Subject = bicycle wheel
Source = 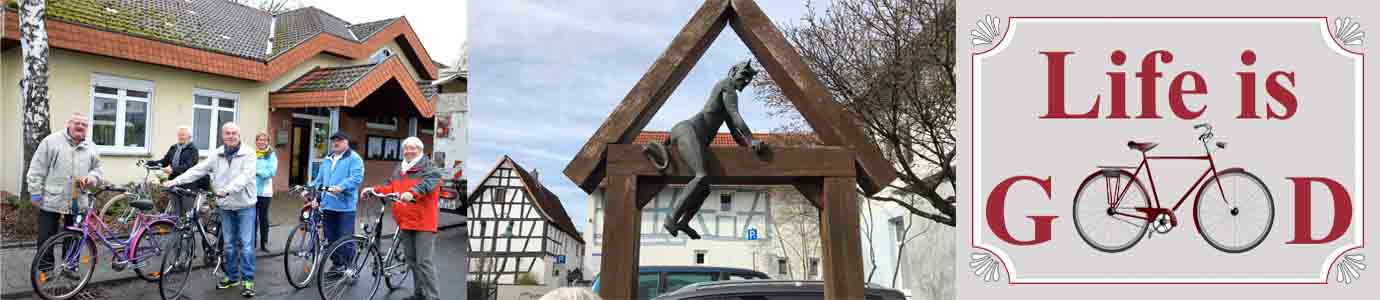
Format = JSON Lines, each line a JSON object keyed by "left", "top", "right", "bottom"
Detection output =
{"left": 1195, "top": 169, "right": 1274, "bottom": 253}
{"left": 133, "top": 220, "right": 178, "bottom": 282}
{"left": 1072, "top": 169, "right": 1151, "bottom": 253}
{"left": 284, "top": 223, "right": 322, "bottom": 289}
{"left": 318, "top": 236, "right": 371, "bottom": 300}
{"left": 99, "top": 193, "right": 139, "bottom": 227}
{"left": 159, "top": 232, "right": 195, "bottom": 300}
{"left": 30, "top": 232, "right": 97, "bottom": 300}
{"left": 383, "top": 237, "right": 410, "bottom": 290}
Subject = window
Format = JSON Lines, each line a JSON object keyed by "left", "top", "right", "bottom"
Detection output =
{"left": 636, "top": 273, "right": 660, "bottom": 299}
{"left": 90, "top": 74, "right": 153, "bottom": 154}
{"left": 890, "top": 216, "right": 906, "bottom": 242}
{"left": 419, "top": 118, "right": 435, "bottom": 135}
{"left": 192, "top": 89, "right": 238, "bottom": 154}
{"left": 776, "top": 257, "right": 788, "bottom": 275}
{"left": 694, "top": 250, "right": 707, "bottom": 265}
{"left": 719, "top": 193, "right": 732, "bottom": 212}
{"left": 664, "top": 273, "right": 714, "bottom": 296}
{"left": 366, "top": 115, "right": 399, "bottom": 130}
{"left": 369, "top": 48, "right": 393, "bottom": 64}
{"left": 808, "top": 257, "right": 820, "bottom": 277}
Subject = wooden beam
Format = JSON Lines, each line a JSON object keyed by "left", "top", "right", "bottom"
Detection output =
{"left": 818, "top": 177, "right": 865, "bottom": 299}
{"left": 564, "top": 0, "right": 733, "bottom": 193}
{"left": 598, "top": 175, "right": 642, "bottom": 299}
{"left": 636, "top": 183, "right": 665, "bottom": 208}
{"left": 606, "top": 144, "right": 855, "bottom": 178}
{"left": 791, "top": 180, "right": 823, "bottom": 210}
{"left": 728, "top": 0, "right": 898, "bottom": 195}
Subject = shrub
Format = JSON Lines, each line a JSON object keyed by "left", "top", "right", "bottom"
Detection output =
{"left": 515, "top": 272, "right": 540, "bottom": 285}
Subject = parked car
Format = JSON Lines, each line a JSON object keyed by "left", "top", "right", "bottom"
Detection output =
{"left": 590, "top": 266, "right": 770, "bottom": 299}
{"left": 652, "top": 280, "right": 908, "bottom": 300}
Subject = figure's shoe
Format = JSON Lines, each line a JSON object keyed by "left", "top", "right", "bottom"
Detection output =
{"left": 663, "top": 221, "right": 679, "bottom": 237}
{"left": 678, "top": 224, "right": 702, "bottom": 240}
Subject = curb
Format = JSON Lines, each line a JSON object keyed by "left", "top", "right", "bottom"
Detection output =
{"left": 0, "top": 221, "right": 464, "bottom": 299}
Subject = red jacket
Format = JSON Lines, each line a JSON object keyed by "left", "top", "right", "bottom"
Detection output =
{"left": 372, "top": 157, "right": 442, "bottom": 232}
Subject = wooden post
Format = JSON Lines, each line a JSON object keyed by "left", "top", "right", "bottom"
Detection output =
{"left": 599, "top": 175, "right": 642, "bottom": 299}
{"left": 818, "top": 177, "right": 864, "bottom": 299}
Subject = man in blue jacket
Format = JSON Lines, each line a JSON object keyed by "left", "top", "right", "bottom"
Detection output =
{"left": 306, "top": 132, "right": 364, "bottom": 274}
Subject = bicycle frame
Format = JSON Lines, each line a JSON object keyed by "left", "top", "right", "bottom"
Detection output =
{"left": 63, "top": 205, "right": 174, "bottom": 268}
{"left": 1102, "top": 149, "right": 1231, "bottom": 225}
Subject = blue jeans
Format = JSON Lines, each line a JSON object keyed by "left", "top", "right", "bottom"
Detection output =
{"left": 220, "top": 208, "right": 256, "bottom": 281}
{"left": 322, "top": 210, "right": 356, "bottom": 268}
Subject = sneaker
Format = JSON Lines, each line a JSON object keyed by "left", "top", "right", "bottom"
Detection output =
{"left": 217, "top": 278, "right": 240, "bottom": 289}
{"left": 241, "top": 281, "right": 255, "bottom": 298}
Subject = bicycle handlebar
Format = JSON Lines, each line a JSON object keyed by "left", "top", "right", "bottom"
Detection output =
{"left": 363, "top": 190, "right": 412, "bottom": 204}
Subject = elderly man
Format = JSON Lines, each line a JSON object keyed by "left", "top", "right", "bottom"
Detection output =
{"left": 163, "top": 123, "right": 260, "bottom": 297}
{"left": 155, "top": 126, "right": 208, "bottom": 217}
{"left": 306, "top": 132, "right": 364, "bottom": 278}
{"left": 27, "top": 112, "right": 104, "bottom": 272}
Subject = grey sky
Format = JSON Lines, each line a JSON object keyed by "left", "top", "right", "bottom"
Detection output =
{"left": 469, "top": 1, "right": 813, "bottom": 232}
{"left": 302, "top": 0, "right": 467, "bottom": 66}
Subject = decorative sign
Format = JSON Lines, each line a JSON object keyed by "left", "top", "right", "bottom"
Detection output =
{"left": 972, "top": 16, "right": 1364, "bottom": 285}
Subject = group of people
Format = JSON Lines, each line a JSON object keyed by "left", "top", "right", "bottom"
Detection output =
{"left": 27, "top": 112, "right": 443, "bottom": 300}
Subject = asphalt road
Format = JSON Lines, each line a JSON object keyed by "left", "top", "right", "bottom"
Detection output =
{"left": 16, "top": 226, "right": 468, "bottom": 300}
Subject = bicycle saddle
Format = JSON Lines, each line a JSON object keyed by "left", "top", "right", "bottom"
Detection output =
{"left": 129, "top": 198, "right": 157, "bottom": 211}
{"left": 1127, "top": 141, "right": 1158, "bottom": 152}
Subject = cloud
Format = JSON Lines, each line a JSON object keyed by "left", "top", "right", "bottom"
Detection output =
{"left": 469, "top": 1, "right": 810, "bottom": 232}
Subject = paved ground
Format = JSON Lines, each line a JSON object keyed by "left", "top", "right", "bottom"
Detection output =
{"left": 0, "top": 194, "right": 467, "bottom": 300}
{"left": 84, "top": 226, "right": 468, "bottom": 300}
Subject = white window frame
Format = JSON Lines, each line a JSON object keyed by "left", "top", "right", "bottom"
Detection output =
{"left": 366, "top": 115, "right": 399, "bottom": 130}
{"left": 192, "top": 88, "right": 240, "bottom": 156}
{"left": 90, "top": 73, "right": 154, "bottom": 155}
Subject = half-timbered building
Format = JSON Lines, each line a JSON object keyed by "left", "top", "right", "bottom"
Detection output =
{"left": 467, "top": 155, "right": 585, "bottom": 286}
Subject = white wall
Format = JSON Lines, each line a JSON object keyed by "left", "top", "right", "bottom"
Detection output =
{"left": 584, "top": 186, "right": 777, "bottom": 277}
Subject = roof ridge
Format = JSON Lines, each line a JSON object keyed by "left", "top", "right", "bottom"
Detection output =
{"left": 350, "top": 17, "right": 399, "bottom": 28}
{"left": 217, "top": 0, "right": 271, "bottom": 16}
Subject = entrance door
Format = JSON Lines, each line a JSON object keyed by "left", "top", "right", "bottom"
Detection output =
{"left": 289, "top": 114, "right": 330, "bottom": 185}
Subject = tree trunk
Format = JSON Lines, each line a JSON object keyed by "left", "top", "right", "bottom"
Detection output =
{"left": 19, "top": 0, "right": 52, "bottom": 202}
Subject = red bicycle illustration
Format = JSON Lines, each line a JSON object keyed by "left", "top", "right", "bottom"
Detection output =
{"left": 1072, "top": 124, "right": 1274, "bottom": 253}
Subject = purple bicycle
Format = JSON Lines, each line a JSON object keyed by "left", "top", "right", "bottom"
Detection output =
{"left": 28, "top": 184, "right": 180, "bottom": 300}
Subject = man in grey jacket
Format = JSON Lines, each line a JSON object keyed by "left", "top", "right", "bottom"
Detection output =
{"left": 163, "top": 122, "right": 260, "bottom": 297}
{"left": 27, "top": 112, "right": 103, "bottom": 272}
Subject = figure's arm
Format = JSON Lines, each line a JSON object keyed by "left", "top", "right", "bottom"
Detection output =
{"left": 170, "top": 157, "right": 212, "bottom": 186}
{"left": 721, "top": 89, "right": 757, "bottom": 147}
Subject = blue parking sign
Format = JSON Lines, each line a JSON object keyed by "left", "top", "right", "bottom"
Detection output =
{"left": 747, "top": 228, "right": 759, "bottom": 241}
{"left": 556, "top": 255, "right": 566, "bottom": 264}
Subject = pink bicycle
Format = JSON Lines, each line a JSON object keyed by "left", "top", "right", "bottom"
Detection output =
{"left": 1072, "top": 124, "right": 1275, "bottom": 253}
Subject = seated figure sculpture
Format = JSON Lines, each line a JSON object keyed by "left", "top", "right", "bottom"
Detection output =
{"left": 643, "top": 61, "right": 769, "bottom": 240}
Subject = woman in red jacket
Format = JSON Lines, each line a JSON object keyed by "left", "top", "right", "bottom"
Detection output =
{"left": 363, "top": 136, "right": 441, "bottom": 300}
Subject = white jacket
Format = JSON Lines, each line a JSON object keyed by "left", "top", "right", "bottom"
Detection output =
{"left": 168, "top": 143, "right": 258, "bottom": 210}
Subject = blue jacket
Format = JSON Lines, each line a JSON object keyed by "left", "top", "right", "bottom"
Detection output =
{"left": 255, "top": 151, "right": 278, "bottom": 197}
{"left": 309, "top": 149, "right": 363, "bottom": 212}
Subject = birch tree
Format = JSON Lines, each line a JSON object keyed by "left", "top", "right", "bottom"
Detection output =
{"left": 19, "top": 0, "right": 51, "bottom": 202}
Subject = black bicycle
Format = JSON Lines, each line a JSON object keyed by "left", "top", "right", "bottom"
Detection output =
{"left": 316, "top": 190, "right": 411, "bottom": 300}
{"left": 158, "top": 187, "right": 225, "bottom": 300}
{"left": 283, "top": 185, "right": 329, "bottom": 289}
